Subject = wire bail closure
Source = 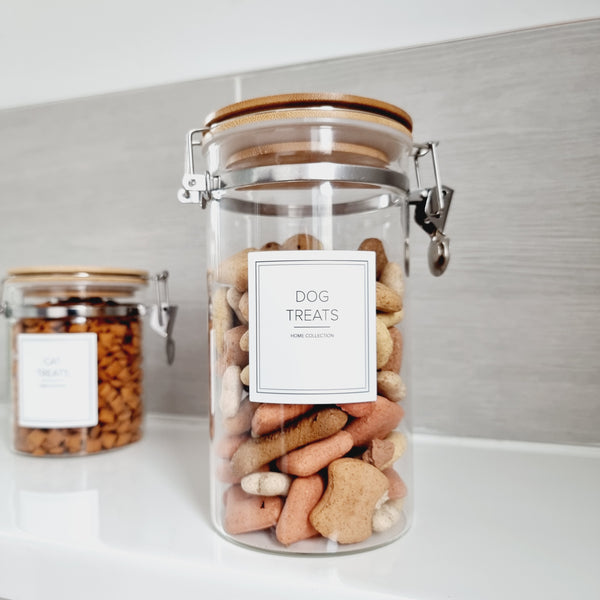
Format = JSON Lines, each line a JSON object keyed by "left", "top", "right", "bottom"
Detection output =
{"left": 149, "top": 271, "right": 177, "bottom": 365}
{"left": 177, "top": 129, "right": 454, "bottom": 276}
{"left": 409, "top": 142, "right": 454, "bottom": 276}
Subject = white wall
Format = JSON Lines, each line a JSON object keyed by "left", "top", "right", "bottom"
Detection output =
{"left": 1, "top": 0, "right": 598, "bottom": 110}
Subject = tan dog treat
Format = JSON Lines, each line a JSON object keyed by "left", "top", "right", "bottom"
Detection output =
{"left": 223, "top": 397, "right": 257, "bottom": 435}
{"left": 344, "top": 396, "right": 404, "bottom": 447}
{"left": 380, "top": 327, "right": 403, "bottom": 373}
{"left": 362, "top": 438, "right": 395, "bottom": 470}
{"left": 379, "top": 431, "right": 407, "bottom": 470}
{"left": 239, "top": 329, "right": 249, "bottom": 352}
{"left": 277, "top": 430, "right": 354, "bottom": 477}
{"left": 358, "top": 238, "right": 388, "bottom": 278}
{"left": 377, "top": 371, "right": 407, "bottom": 403}
{"left": 240, "top": 365, "right": 250, "bottom": 387}
{"left": 230, "top": 408, "right": 348, "bottom": 478}
{"left": 241, "top": 471, "right": 292, "bottom": 496}
{"left": 276, "top": 474, "right": 324, "bottom": 546}
{"left": 338, "top": 401, "right": 376, "bottom": 419}
{"left": 251, "top": 403, "right": 314, "bottom": 437}
{"left": 377, "top": 309, "right": 404, "bottom": 327}
{"left": 375, "top": 282, "right": 402, "bottom": 313}
{"left": 226, "top": 286, "right": 248, "bottom": 325}
{"left": 221, "top": 325, "right": 249, "bottom": 372}
{"left": 380, "top": 261, "right": 404, "bottom": 297}
{"left": 220, "top": 365, "right": 243, "bottom": 418}
{"left": 310, "top": 458, "right": 389, "bottom": 544}
{"left": 372, "top": 498, "right": 404, "bottom": 533}
{"left": 238, "top": 292, "right": 249, "bottom": 322}
{"left": 383, "top": 467, "right": 408, "bottom": 500}
{"left": 217, "top": 248, "right": 255, "bottom": 292}
{"left": 223, "top": 484, "right": 283, "bottom": 535}
{"left": 212, "top": 286, "right": 233, "bottom": 355}
{"left": 376, "top": 318, "right": 393, "bottom": 369}
{"left": 216, "top": 433, "right": 250, "bottom": 459}
{"left": 282, "top": 233, "right": 323, "bottom": 250}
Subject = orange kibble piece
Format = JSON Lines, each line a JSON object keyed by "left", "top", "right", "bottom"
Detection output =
{"left": 101, "top": 432, "right": 118, "bottom": 449}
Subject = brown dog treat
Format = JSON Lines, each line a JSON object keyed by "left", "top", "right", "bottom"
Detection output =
{"left": 230, "top": 408, "right": 348, "bottom": 478}
{"left": 217, "top": 460, "right": 269, "bottom": 484}
{"left": 223, "top": 484, "right": 283, "bottom": 535}
{"left": 276, "top": 474, "right": 324, "bottom": 546}
{"left": 217, "top": 248, "right": 255, "bottom": 292}
{"left": 376, "top": 317, "right": 393, "bottom": 369}
{"left": 251, "top": 403, "right": 314, "bottom": 437}
{"left": 277, "top": 431, "right": 354, "bottom": 477}
{"left": 282, "top": 233, "right": 323, "bottom": 250}
{"left": 375, "top": 282, "right": 402, "bottom": 313}
{"left": 380, "top": 327, "right": 403, "bottom": 373}
{"left": 380, "top": 261, "right": 404, "bottom": 297}
{"left": 383, "top": 467, "right": 408, "bottom": 500}
{"left": 309, "top": 458, "right": 389, "bottom": 544}
{"left": 260, "top": 241, "right": 281, "bottom": 251}
{"left": 215, "top": 433, "right": 250, "bottom": 459}
{"left": 358, "top": 238, "right": 388, "bottom": 278}
{"left": 344, "top": 395, "right": 404, "bottom": 447}
{"left": 223, "top": 397, "right": 257, "bottom": 435}
{"left": 338, "top": 401, "right": 376, "bottom": 419}
{"left": 221, "top": 325, "right": 249, "bottom": 372}
{"left": 362, "top": 438, "right": 395, "bottom": 470}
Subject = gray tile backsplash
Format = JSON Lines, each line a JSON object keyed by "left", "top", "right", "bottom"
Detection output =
{"left": 1, "top": 20, "right": 598, "bottom": 444}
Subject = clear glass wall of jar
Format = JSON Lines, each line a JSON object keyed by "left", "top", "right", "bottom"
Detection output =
{"left": 185, "top": 95, "right": 420, "bottom": 554}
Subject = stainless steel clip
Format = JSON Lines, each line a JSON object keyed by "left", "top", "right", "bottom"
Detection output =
{"left": 409, "top": 142, "right": 454, "bottom": 276}
{"left": 149, "top": 271, "right": 177, "bottom": 365}
{"left": 177, "top": 128, "right": 221, "bottom": 208}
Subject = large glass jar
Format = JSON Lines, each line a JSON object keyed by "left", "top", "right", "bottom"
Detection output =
{"left": 1, "top": 266, "right": 176, "bottom": 457}
{"left": 178, "top": 93, "right": 453, "bottom": 554}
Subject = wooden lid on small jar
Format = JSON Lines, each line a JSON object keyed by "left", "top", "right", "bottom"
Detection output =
{"left": 6, "top": 266, "right": 149, "bottom": 297}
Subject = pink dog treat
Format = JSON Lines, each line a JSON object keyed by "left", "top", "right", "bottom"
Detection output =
{"left": 223, "top": 484, "right": 283, "bottom": 535}
{"left": 223, "top": 397, "right": 257, "bottom": 436}
{"left": 276, "top": 431, "right": 354, "bottom": 477}
{"left": 383, "top": 467, "right": 408, "bottom": 500}
{"left": 251, "top": 403, "right": 314, "bottom": 437}
{"left": 344, "top": 396, "right": 404, "bottom": 447}
{"left": 338, "top": 401, "right": 376, "bottom": 419}
{"left": 276, "top": 474, "right": 324, "bottom": 546}
{"left": 362, "top": 438, "right": 395, "bottom": 470}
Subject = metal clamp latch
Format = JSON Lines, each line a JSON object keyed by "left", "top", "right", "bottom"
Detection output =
{"left": 149, "top": 271, "right": 177, "bottom": 365}
{"left": 409, "top": 142, "right": 454, "bottom": 276}
{"left": 177, "top": 129, "right": 220, "bottom": 208}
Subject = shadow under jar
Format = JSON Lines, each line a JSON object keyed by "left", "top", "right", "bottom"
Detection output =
{"left": 1, "top": 266, "right": 175, "bottom": 457}
{"left": 178, "top": 93, "right": 454, "bottom": 554}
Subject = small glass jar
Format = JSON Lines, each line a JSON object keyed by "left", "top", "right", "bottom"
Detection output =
{"left": 1, "top": 266, "right": 176, "bottom": 457}
{"left": 178, "top": 94, "right": 453, "bottom": 554}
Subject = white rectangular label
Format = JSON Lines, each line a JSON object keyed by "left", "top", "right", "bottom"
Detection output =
{"left": 248, "top": 250, "right": 376, "bottom": 404}
{"left": 18, "top": 333, "right": 98, "bottom": 428}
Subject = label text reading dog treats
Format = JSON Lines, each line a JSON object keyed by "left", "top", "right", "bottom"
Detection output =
{"left": 17, "top": 333, "right": 99, "bottom": 428}
{"left": 249, "top": 251, "right": 376, "bottom": 404}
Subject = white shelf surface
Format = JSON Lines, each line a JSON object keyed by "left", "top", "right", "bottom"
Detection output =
{"left": 0, "top": 407, "right": 598, "bottom": 600}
